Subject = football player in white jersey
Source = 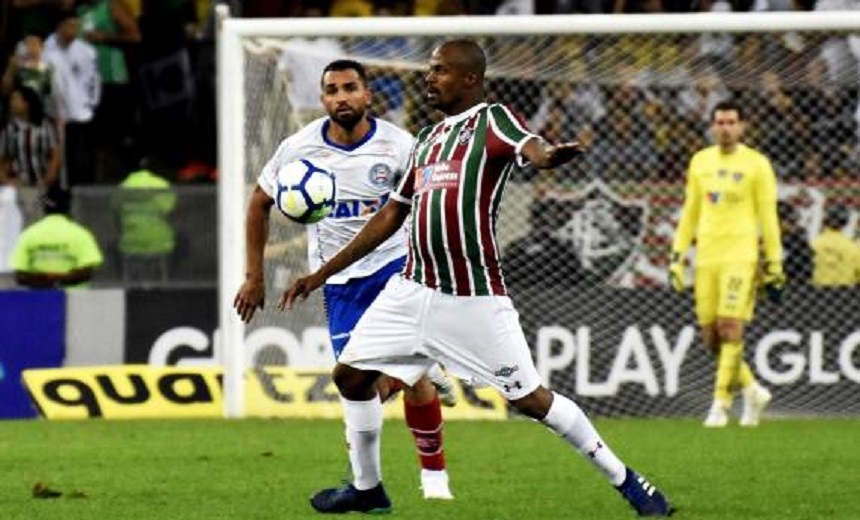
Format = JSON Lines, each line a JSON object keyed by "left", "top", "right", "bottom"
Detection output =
{"left": 234, "top": 59, "right": 455, "bottom": 502}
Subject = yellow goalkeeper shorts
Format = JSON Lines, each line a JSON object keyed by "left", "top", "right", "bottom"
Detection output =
{"left": 694, "top": 263, "right": 757, "bottom": 325}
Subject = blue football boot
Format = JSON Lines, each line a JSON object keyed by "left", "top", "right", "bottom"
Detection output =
{"left": 310, "top": 482, "right": 392, "bottom": 514}
{"left": 616, "top": 468, "right": 674, "bottom": 517}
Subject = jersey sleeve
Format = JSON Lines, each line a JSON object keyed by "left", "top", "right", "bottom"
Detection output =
{"left": 258, "top": 138, "right": 298, "bottom": 199}
{"left": 754, "top": 154, "right": 782, "bottom": 265}
{"left": 672, "top": 155, "right": 702, "bottom": 255}
{"left": 392, "top": 130, "right": 425, "bottom": 205}
{"left": 488, "top": 104, "right": 540, "bottom": 167}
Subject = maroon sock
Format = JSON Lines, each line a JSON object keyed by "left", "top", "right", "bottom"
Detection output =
{"left": 403, "top": 395, "right": 446, "bottom": 471}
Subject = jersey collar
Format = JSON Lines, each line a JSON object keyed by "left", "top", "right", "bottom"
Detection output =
{"left": 443, "top": 102, "right": 488, "bottom": 126}
{"left": 321, "top": 117, "right": 377, "bottom": 152}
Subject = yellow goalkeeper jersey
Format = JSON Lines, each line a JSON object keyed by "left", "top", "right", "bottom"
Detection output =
{"left": 672, "top": 144, "right": 782, "bottom": 267}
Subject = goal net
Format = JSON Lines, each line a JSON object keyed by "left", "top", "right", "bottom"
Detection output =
{"left": 218, "top": 12, "right": 860, "bottom": 419}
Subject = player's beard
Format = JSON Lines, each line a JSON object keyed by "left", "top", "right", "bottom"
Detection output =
{"left": 331, "top": 106, "right": 365, "bottom": 130}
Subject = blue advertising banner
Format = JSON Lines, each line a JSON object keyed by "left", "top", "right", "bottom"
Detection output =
{"left": 0, "top": 290, "right": 65, "bottom": 418}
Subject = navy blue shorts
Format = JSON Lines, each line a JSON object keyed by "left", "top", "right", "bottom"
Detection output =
{"left": 323, "top": 256, "right": 406, "bottom": 359}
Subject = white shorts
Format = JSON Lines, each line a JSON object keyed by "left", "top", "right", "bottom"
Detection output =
{"left": 338, "top": 276, "right": 543, "bottom": 401}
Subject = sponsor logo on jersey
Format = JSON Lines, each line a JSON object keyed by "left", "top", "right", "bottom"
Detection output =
{"left": 414, "top": 161, "right": 463, "bottom": 193}
{"left": 368, "top": 163, "right": 393, "bottom": 187}
{"left": 331, "top": 195, "right": 389, "bottom": 219}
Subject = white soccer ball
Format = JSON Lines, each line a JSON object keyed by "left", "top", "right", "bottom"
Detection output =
{"left": 275, "top": 158, "right": 337, "bottom": 224}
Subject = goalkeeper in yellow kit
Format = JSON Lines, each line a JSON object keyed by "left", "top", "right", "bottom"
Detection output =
{"left": 670, "top": 100, "right": 784, "bottom": 428}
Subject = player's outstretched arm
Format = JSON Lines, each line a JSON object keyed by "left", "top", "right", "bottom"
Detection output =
{"left": 521, "top": 137, "right": 586, "bottom": 170}
{"left": 234, "top": 186, "right": 273, "bottom": 323}
{"left": 278, "top": 199, "right": 410, "bottom": 311}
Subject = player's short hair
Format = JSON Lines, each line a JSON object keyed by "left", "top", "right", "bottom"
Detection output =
{"left": 711, "top": 99, "right": 744, "bottom": 121}
{"left": 321, "top": 59, "right": 368, "bottom": 88}
{"left": 824, "top": 204, "right": 849, "bottom": 229}
{"left": 440, "top": 39, "right": 486, "bottom": 77}
{"left": 13, "top": 85, "right": 46, "bottom": 125}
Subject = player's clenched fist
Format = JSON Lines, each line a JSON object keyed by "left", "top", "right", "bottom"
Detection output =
{"left": 668, "top": 252, "right": 686, "bottom": 292}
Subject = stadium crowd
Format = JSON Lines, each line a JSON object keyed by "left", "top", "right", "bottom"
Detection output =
{"left": 0, "top": 0, "right": 858, "bottom": 288}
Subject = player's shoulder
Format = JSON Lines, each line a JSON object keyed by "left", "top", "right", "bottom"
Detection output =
{"left": 688, "top": 145, "right": 719, "bottom": 170}
{"left": 372, "top": 117, "right": 413, "bottom": 142}
{"left": 737, "top": 144, "right": 769, "bottom": 161}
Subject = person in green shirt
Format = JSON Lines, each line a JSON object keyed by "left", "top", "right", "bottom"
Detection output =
{"left": 9, "top": 185, "right": 103, "bottom": 288}
{"left": 112, "top": 164, "right": 177, "bottom": 257}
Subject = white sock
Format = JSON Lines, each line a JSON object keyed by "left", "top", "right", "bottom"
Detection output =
{"left": 343, "top": 396, "right": 383, "bottom": 490}
{"left": 541, "top": 392, "right": 626, "bottom": 486}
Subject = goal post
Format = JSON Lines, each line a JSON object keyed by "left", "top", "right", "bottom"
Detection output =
{"left": 217, "top": 11, "right": 860, "bottom": 418}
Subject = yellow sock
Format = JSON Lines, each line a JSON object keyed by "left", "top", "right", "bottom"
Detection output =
{"left": 714, "top": 341, "right": 743, "bottom": 405}
{"left": 738, "top": 360, "right": 756, "bottom": 389}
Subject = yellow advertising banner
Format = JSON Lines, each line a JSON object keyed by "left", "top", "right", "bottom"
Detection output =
{"left": 23, "top": 366, "right": 508, "bottom": 421}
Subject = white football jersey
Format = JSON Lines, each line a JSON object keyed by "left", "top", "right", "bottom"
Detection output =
{"left": 259, "top": 117, "right": 413, "bottom": 284}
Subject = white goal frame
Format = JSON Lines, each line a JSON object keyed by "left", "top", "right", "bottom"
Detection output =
{"left": 217, "top": 9, "right": 860, "bottom": 418}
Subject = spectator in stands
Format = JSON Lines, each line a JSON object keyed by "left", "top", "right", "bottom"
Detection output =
{"left": 588, "top": 107, "right": 658, "bottom": 180}
{"left": 676, "top": 62, "right": 729, "bottom": 125}
{"left": 78, "top": 0, "right": 142, "bottom": 183}
{"left": 746, "top": 70, "right": 808, "bottom": 179}
{"left": 778, "top": 201, "right": 812, "bottom": 285}
{"left": 137, "top": 0, "right": 198, "bottom": 170}
{"left": 0, "top": 85, "right": 60, "bottom": 189}
{"left": 43, "top": 10, "right": 101, "bottom": 187}
{"left": 8, "top": 184, "right": 103, "bottom": 289}
{"left": 111, "top": 157, "right": 177, "bottom": 282}
{"left": 530, "top": 78, "right": 605, "bottom": 145}
{"left": 657, "top": 112, "right": 704, "bottom": 180}
{"left": 6, "top": 0, "right": 74, "bottom": 58}
{"left": 811, "top": 203, "right": 860, "bottom": 287}
{"left": 1, "top": 32, "right": 54, "bottom": 109}
{"left": 795, "top": 56, "right": 855, "bottom": 179}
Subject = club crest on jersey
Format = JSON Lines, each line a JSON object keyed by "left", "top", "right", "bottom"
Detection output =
{"left": 707, "top": 191, "right": 722, "bottom": 204}
{"left": 551, "top": 181, "right": 648, "bottom": 286}
{"left": 368, "top": 163, "right": 393, "bottom": 187}
{"left": 458, "top": 127, "right": 474, "bottom": 146}
{"left": 732, "top": 172, "right": 744, "bottom": 182}
{"left": 717, "top": 169, "right": 727, "bottom": 178}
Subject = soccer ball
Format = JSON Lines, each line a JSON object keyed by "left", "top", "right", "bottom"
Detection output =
{"left": 275, "top": 158, "right": 337, "bottom": 224}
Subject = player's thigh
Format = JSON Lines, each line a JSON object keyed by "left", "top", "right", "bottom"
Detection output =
{"left": 694, "top": 265, "right": 720, "bottom": 325}
{"left": 338, "top": 276, "right": 433, "bottom": 386}
{"left": 716, "top": 263, "right": 757, "bottom": 321}
{"left": 424, "top": 293, "right": 542, "bottom": 401}
{"left": 323, "top": 258, "right": 405, "bottom": 359}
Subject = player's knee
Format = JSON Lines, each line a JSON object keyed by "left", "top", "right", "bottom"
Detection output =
{"left": 715, "top": 319, "right": 743, "bottom": 342}
{"left": 509, "top": 386, "right": 553, "bottom": 420}
{"left": 403, "top": 376, "right": 435, "bottom": 405}
{"left": 332, "top": 363, "right": 379, "bottom": 400}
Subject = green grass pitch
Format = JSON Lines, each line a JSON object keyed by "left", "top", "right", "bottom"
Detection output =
{"left": 1, "top": 417, "right": 857, "bottom": 520}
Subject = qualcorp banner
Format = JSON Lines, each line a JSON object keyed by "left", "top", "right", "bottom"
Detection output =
{"left": 516, "top": 285, "right": 860, "bottom": 417}
{"left": 23, "top": 365, "right": 507, "bottom": 420}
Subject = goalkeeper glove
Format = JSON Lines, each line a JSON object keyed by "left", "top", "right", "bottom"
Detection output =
{"left": 762, "top": 261, "right": 786, "bottom": 304}
{"left": 668, "top": 252, "right": 686, "bottom": 292}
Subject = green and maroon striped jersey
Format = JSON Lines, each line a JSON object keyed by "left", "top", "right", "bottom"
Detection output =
{"left": 392, "top": 102, "right": 538, "bottom": 296}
